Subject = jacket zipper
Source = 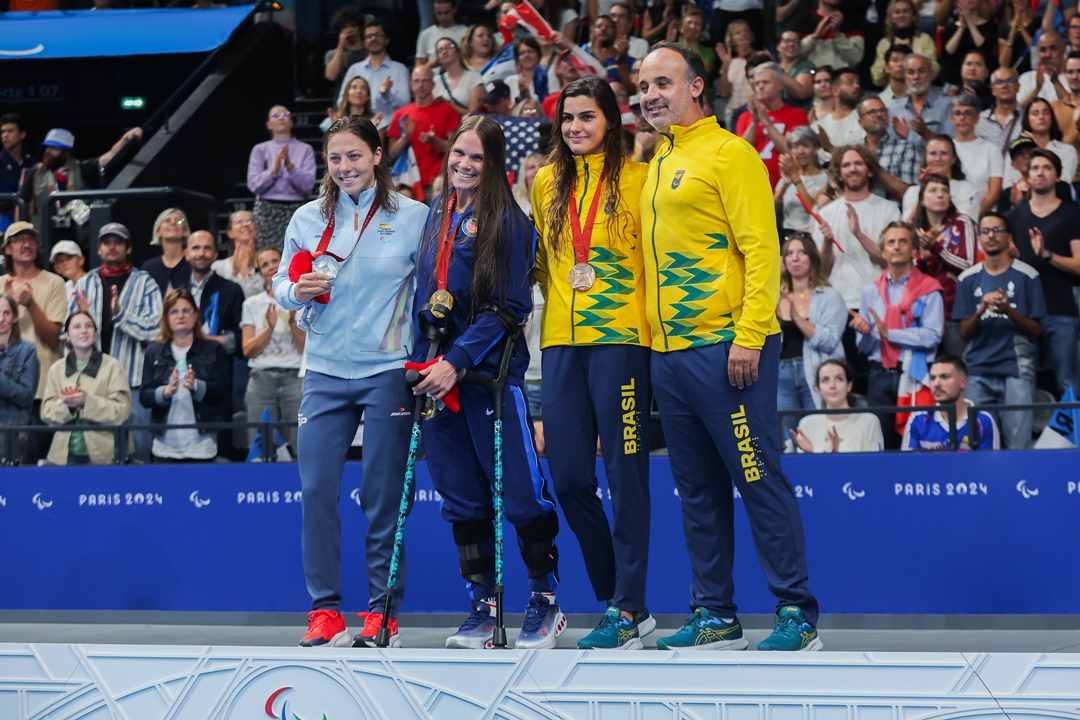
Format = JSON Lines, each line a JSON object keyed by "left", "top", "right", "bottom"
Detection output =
{"left": 650, "top": 140, "right": 675, "bottom": 351}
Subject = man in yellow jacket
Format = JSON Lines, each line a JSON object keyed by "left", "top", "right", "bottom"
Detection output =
{"left": 638, "top": 42, "right": 822, "bottom": 652}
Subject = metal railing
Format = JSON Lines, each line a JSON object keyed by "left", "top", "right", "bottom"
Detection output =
{"left": 3, "top": 400, "right": 1079, "bottom": 467}
{"left": 778, "top": 401, "right": 1080, "bottom": 452}
{"left": 0, "top": 192, "right": 28, "bottom": 219}
{"left": 0, "top": 419, "right": 296, "bottom": 467}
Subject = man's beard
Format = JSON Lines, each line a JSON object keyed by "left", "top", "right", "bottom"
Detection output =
{"left": 43, "top": 152, "right": 68, "bottom": 171}
{"left": 843, "top": 177, "right": 869, "bottom": 192}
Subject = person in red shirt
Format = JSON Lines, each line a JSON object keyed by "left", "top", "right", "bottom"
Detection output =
{"left": 388, "top": 66, "right": 461, "bottom": 200}
{"left": 542, "top": 50, "right": 586, "bottom": 118}
{"left": 735, "top": 62, "right": 809, "bottom": 187}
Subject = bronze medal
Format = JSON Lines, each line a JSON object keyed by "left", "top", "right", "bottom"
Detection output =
{"left": 569, "top": 263, "right": 596, "bottom": 291}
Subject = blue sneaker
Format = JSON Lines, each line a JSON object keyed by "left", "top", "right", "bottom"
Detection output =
{"left": 446, "top": 599, "right": 497, "bottom": 649}
{"left": 515, "top": 593, "right": 567, "bottom": 649}
{"left": 757, "top": 606, "right": 823, "bottom": 651}
{"left": 655, "top": 608, "right": 749, "bottom": 651}
{"left": 578, "top": 606, "right": 650, "bottom": 650}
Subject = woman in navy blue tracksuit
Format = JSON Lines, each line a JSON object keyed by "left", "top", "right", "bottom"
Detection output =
{"left": 411, "top": 115, "right": 563, "bottom": 650}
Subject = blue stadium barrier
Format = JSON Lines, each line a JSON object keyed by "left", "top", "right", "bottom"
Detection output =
{"left": 1, "top": 451, "right": 1076, "bottom": 614}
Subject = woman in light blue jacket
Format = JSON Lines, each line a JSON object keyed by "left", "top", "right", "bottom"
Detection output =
{"left": 776, "top": 232, "right": 847, "bottom": 434}
{"left": 272, "top": 116, "right": 429, "bottom": 651}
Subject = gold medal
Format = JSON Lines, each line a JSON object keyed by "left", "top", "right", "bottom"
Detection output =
{"left": 569, "top": 263, "right": 596, "bottom": 291}
{"left": 430, "top": 289, "right": 454, "bottom": 318}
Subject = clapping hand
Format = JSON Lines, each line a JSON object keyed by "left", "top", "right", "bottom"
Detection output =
{"left": 868, "top": 307, "right": 889, "bottom": 341}
{"left": 265, "top": 302, "right": 278, "bottom": 329}
{"left": 714, "top": 41, "right": 732, "bottom": 66}
{"left": 892, "top": 115, "right": 910, "bottom": 139}
{"left": 825, "top": 425, "right": 840, "bottom": 452}
{"left": 789, "top": 427, "right": 815, "bottom": 452}
{"left": 8, "top": 279, "right": 32, "bottom": 308}
{"left": 844, "top": 201, "right": 862, "bottom": 236}
{"left": 60, "top": 386, "right": 87, "bottom": 409}
{"left": 1029, "top": 227, "right": 1046, "bottom": 258}
{"left": 915, "top": 227, "right": 938, "bottom": 250}
{"left": 910, "top": 111, "right": 928, "bottom": 138}
{"left": 848, "top": 308, "right": 872, "bottom": 335}
{"left": 812, "top": 14, "right": 833, "bottom": 39}
{"left": 182, "top": 367, "right": 197, "bottom": 391}
{"left": 163, "top": 369, "right": 180, "bottom": 400}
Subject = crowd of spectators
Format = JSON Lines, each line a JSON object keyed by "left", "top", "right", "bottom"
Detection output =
{"left": 4, "top": 0, "right": 1080, "bottom": 464}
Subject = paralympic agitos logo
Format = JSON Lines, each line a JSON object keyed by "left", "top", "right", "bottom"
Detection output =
{"left": 265, "top": 687, "right": 328, "bottom": 720}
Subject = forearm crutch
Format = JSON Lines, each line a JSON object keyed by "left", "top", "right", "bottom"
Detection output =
{"left": 457, "top": 307, "right": 521, "bottom": 649}
{"left": 371, "top": 310, "right": 449, "bottom": 649}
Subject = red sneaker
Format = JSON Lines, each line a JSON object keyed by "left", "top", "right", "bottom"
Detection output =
{"left": 352, "top": 611, "right": 401, "bottom": 648}
{"left": 299, "top": 609, "right": 350, "bottom": 647}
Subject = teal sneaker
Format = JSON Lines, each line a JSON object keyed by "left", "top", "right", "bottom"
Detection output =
{"left": 757, "top": 606, "right": 823, "bottom": 651}
{"left": 655, "top": 608, "right": 749, "bottom": 651}
{"left": 632, "top": 608, "right": 656, "bottom": 637}
{"left": 578, "top": 606, "right": 647, "bottom": 650}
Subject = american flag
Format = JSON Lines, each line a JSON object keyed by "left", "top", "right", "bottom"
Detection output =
{"left": 491, "top": 115, "right": 543, "bottom": 175}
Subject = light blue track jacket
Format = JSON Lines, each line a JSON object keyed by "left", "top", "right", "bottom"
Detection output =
{"left": 273, "top": 187, "right": 429, "bottom": 380}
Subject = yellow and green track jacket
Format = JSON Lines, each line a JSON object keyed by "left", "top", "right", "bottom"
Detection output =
{"left": 532, "top": 153, "right": 651, "bottom": 349}
{"left": 640, "top": 116, "right": 781, "bottom": 352}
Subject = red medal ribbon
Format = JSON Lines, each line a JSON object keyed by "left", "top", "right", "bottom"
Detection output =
{"left": 288, "top": 197, "right": 381, "bottom": 305}
{"left": 314, "top": 198, "right": 380, "bottom": 262}
{"left": 569, "top": 170, "right": 607, "bottom": 265}
{"left": 434, "top": 190, "right": 465, "bottom": 291}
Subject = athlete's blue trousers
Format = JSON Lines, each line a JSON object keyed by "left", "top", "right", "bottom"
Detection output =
{"left": 424, "top": 382, "right": 559, "bottom": 600}
{"left": 297, "top": 369, "right": 413, "bottom": 617}
{"left": 651, "top": 335, "right": 819, "bottom": 624}
{"left": 541, "top": 344, "right": 651, "bottom": 611}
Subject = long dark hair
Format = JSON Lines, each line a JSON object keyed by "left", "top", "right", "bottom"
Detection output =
{"left": 780, "top": 232, "right": 829, "bottom": 291}
{"left": 428, "top": 116, "right": 527, "bottom": 310}
{"left": 1023, "top": 97, "right": 1064, "bottom": 142}
{"left": 63, "top": 310, "right": 98, "bottom": 356}
{"left": 0, "top": 293, "right": 21, "bottom": 345}
{"left": 334, "top": 76, "right": 374, "bottom": 121}
{"left": 544, "top": 77, "right": 629, "bottom": 258}
{"left": 913, "top": 173, "right": 957, "bottom": 231}
{"left": 815, "top": 358, "right": 857, "bottom": 409}
{"left": 925, "top": 134, "right": 966, "bottom": 181}
{"left": 319, "top": 116, "right": 398, "bottom": 219}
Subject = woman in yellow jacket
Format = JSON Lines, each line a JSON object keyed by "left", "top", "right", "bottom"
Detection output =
{"left": 530, "top": 77, "right": 653, "bottom": 651}
{"left": 42, "top": 311, "right": 131, "bottom": 465}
